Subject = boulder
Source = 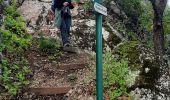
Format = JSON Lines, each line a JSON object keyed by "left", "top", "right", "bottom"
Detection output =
{"left": 71, "top": 19, "right": 115, "bottom": 51}
{"left": 18, "top": 0, "right": 53, "bottom": 34}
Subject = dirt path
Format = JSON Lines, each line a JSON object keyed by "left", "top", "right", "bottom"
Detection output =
{"left": 28, "top": 51, "right": 89, "bottom": 87}
{"left": 16, "top": 50, "right": 93, "bottom": 100}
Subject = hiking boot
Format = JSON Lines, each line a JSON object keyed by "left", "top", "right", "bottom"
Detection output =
{"left": 63, "top": 43, "right": 80, "bottom": 53}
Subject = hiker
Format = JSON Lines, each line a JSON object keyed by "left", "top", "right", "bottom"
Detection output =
{"left": 51, "top": 0, "right": 75, "bottom": 50}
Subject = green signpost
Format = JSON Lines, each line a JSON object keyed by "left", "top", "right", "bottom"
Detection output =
{"left": 94, "top": 0, "right": 107, "bottom": 100}
{"left": 96, "top": 12, "right": 103, "bottom": 100}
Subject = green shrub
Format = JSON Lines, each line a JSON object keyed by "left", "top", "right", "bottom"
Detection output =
{"left": 4, "top": 5, "right": 20, "bottom": 18}
{"left": 39, "top": 37, "right": 61, "bottom": 55}
{"left": 4, "top": 15, "right": 26, "bottom": 34}
{"left": 103, "top": 51, "right": 129, "bottom": 99}
{"left": 83, "top": 1, "right": 93, "bottom": 12}
{"left": 0, "top": 59, "right": 31, "bottom": 96}
{"left": 0, "top": 1, "right": 31, "bottom": 53}
{"left": 0, "top": 0, "right": 32, "bottom": 96}
{"left": 0, "top": 29, "right": 31, "bottom": 53}
{"left": 114, "top": 41, "right": 140, "bottom": 70}
{"left": 120, "top": 0, "right": 142, "bottom": 17}
{"left": 0, "top": 0, "right": 3, "bottom": 4}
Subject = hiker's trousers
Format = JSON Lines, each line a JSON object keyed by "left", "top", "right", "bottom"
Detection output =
{"left": 60, "top": 16, "right": 72, "bottom": 46}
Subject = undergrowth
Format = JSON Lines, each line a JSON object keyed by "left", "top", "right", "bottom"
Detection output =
{"left": 0, "top": 0, "right": 32, "bottom": 96}
{"left": 31, "top": 36, "right": 62, "bottom": 61}
{"left": 103, "top": 51, "right": 129, "bottom": 99}
{"left": 39, "top": 36, "right": 61, "bottom": 55}
{"left": 103, "top": 41, "right": 139, "bottom": 99}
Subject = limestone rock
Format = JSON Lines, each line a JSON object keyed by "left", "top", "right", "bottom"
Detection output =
{"left": 71, "top": 19, "right": 113, "bottom": 51}
{"left": 18, "top": 0, "right": 53, "bottom": 34}
{"left": 18, "top": 0, "right": 122, "bottom": 51}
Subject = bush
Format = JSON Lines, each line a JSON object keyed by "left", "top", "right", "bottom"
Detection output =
{"left": 0, "top": 0, "right": 32, "bottom": 96}
{"left": 103, "top": 51, "right": 129, "bottom": 99}
{"left": 114, "top": 41, "right": 140, "bottom": 70}
{"left": 0, "top": 59, "right": 31, "bottom": 95}
{"left": 0, "top": 1, "right": 31, "bottom": 53}
{"left": 39, "top": 37, "right": 61, "bottom": 55}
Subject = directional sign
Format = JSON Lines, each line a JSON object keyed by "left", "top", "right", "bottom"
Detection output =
{"left": 94, "top": 2, "right": 107, "bottom": 16}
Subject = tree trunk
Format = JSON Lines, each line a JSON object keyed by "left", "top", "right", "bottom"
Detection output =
{"left": 149, "top": 0, "right": 167, "bottom": 56}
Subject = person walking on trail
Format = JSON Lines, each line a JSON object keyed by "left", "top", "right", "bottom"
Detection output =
{"left": 51, "top": 0, "right": 76, "bottom": 52}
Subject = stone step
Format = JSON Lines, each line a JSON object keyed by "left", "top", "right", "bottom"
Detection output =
{"left": 28, "top": 87, "right": 72, "bottom": 95}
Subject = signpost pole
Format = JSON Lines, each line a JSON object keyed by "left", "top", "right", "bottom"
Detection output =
{"left": 95, "top": 0, "right": 103, "bottom": 99}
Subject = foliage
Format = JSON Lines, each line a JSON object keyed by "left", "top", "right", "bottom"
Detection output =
{"left": 120, "top": 0, "right": 142, "bottom": 18}
{"left": 0, "top": 59, "right": 31, "bottom": 95}
{"left": 4, "top": 5, "right": 20, "bottom": 18}
{"left": 163, "top": 7, "right": 170, "bottom": 35}
{"left": 103, "top": 51, "right": 129, "bottom": 99}
{"left": 0, "top": 0, "right": 3, "bottom": 4}
{"left": 0, "top": 0, "right": 32, "bottom": 96}
{"left": 30, "top": 36, "right": 62, "bottom": 62}
{"left": 114, "top": 41, "right": 139, "bottom": 58}
{"left": 138, "top": 0, "right": 153, "bottom": 32}
{"left": 103, "top": 41, "right": 141, "bottom": 99}
{"left": 83, "top": 0, "right": 93, "bottom": 13}
{"left": 0, "top": 29, "right": 31, "bottom": 53}
{"left": 163, "top": 7, "right": 170, "bottom": 47}
{"left": 119, "top": 0, "right": 143, "bottom": 31}
{"left": 138, "top": 0, "right": 170, "bottom": 47}
{"left": 39, "top": 37, "right": 61, "bottom": 55}
{"left": 114, "top": 41, "right": 141, "bottom": 70}
{"left": 0, "top": 2, "right": 31, "bottom": 53}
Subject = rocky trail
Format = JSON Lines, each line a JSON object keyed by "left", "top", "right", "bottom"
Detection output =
{"left": 0, "top": 0, "right": 129, "bottom": 99}
{"left": 10, "top": 0, "right": 98, "bottom": 99}
{"left": 16, "top": 50, "right": 95, "bottom": 100}
{"left": 1, "top": 0, "right": 170, "bottom": 99}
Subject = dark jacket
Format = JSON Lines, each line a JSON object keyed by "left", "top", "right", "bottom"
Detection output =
{"left": 51, "top": 0, "right": 74, "bottom": 13}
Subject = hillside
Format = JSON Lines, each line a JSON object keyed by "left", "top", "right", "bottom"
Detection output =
{"left": 1, "top": 0, "right": 170, "bottom": 100}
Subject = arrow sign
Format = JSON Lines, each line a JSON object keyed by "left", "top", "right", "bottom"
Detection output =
{"left": 94, "top": 2, "right": 107, "bottom": 16}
